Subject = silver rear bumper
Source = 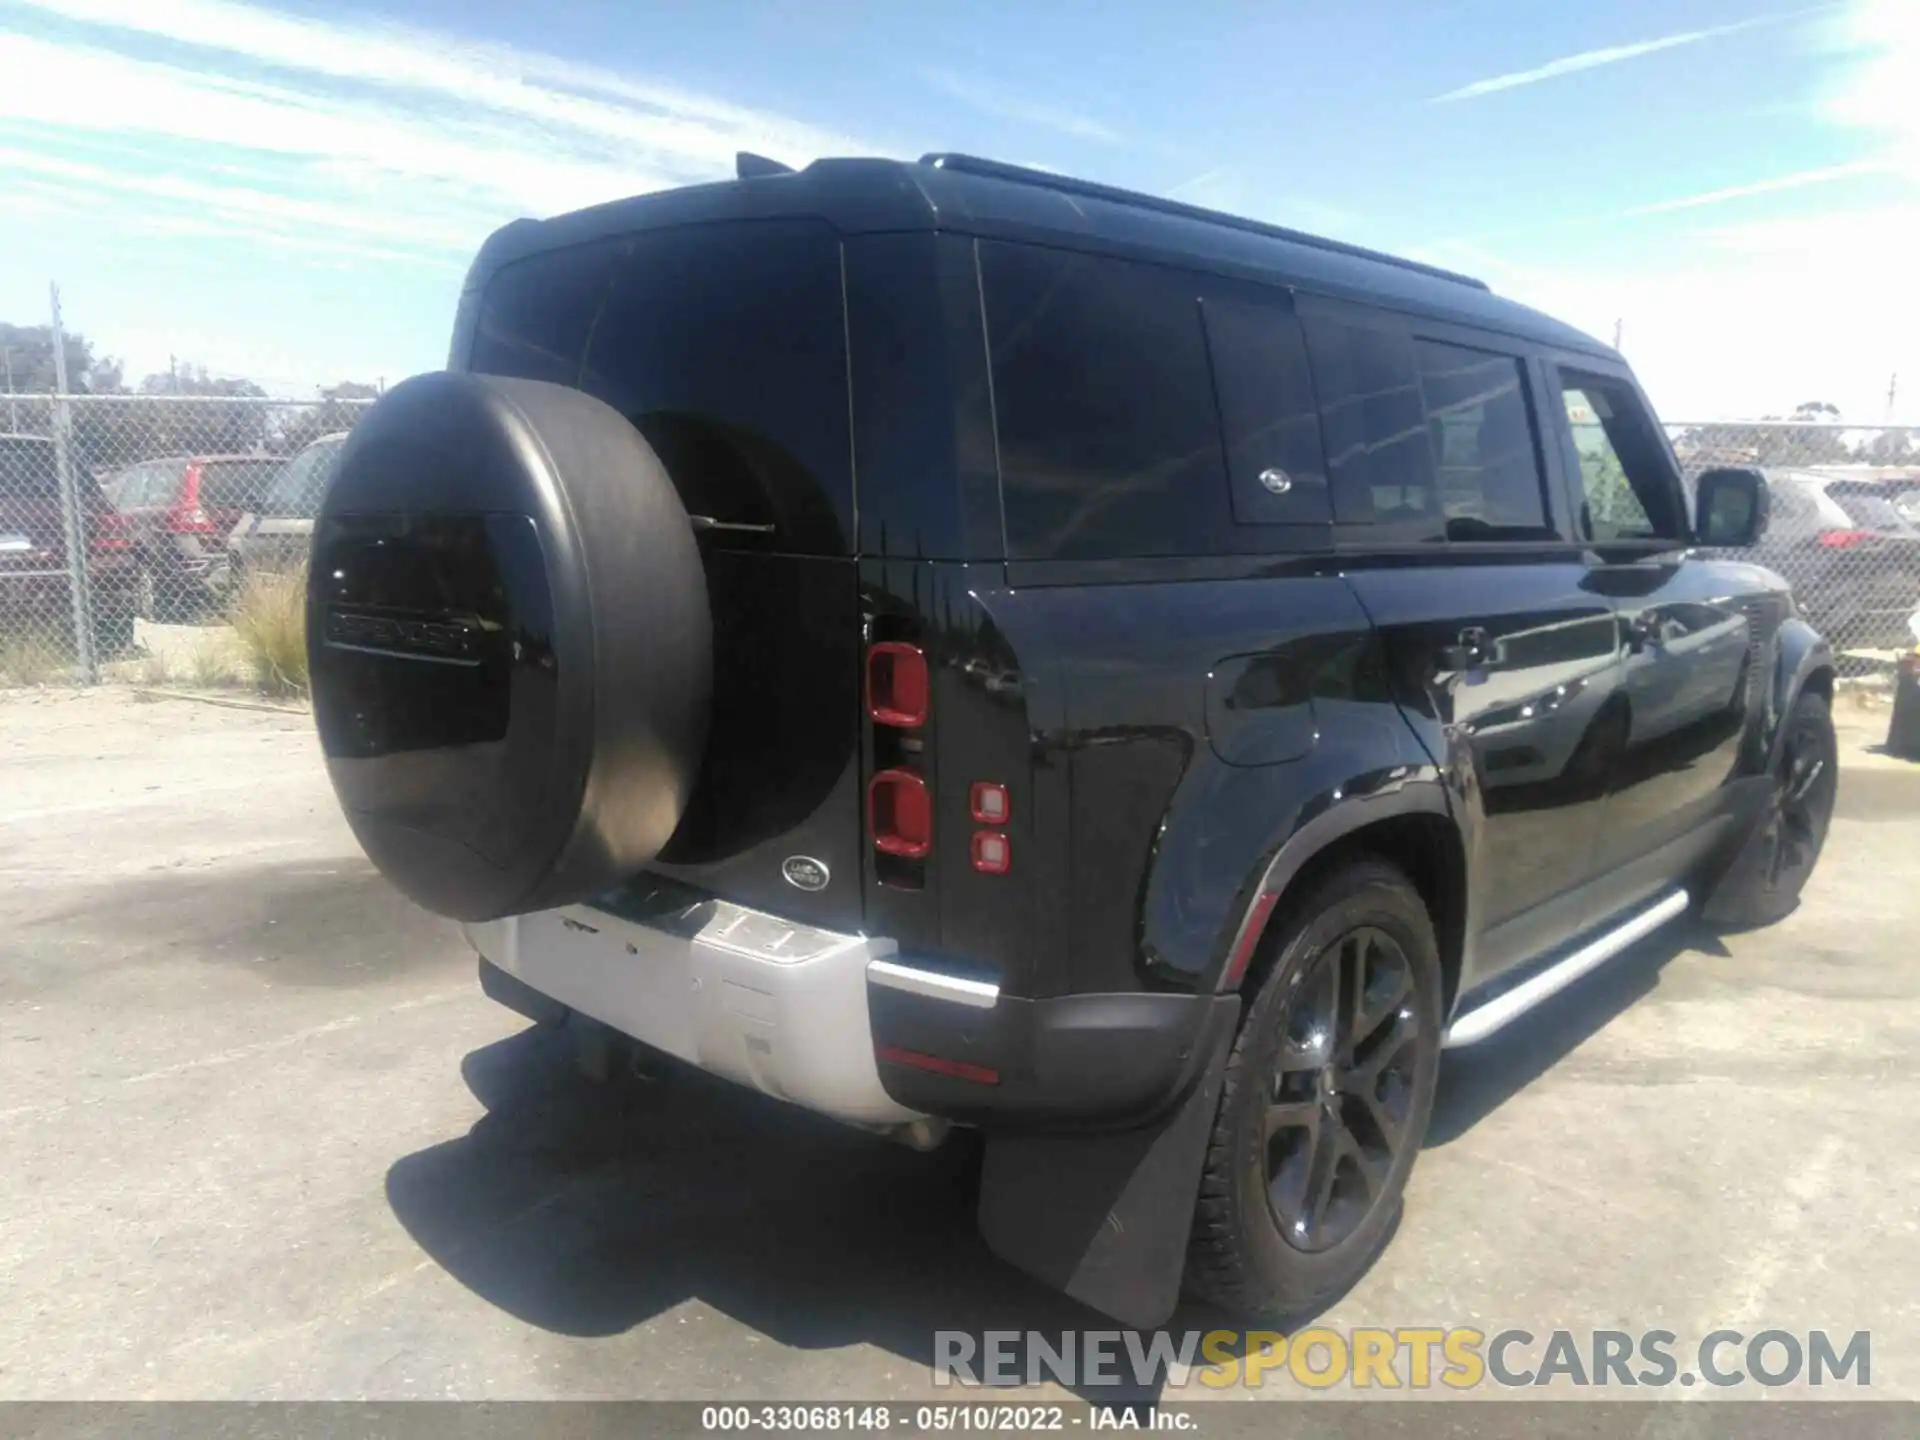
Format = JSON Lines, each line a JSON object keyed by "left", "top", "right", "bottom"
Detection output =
{"left": 465, "top": 898, "right": 929, "bottom": 1127}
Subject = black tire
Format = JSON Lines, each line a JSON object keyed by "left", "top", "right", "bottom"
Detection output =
{"left": 1706, "top": 690, "right": 1838, "bottom": 927}
{"left": 1186, "top": 858, "right": 1443, "bottom": 1317}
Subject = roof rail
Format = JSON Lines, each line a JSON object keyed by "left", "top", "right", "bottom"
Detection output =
{"left": 918, "top": 152, "right": 1489, "bottom": 292}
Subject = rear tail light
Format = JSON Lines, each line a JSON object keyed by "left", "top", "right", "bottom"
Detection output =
{"left": 969, "top": 782, "right": 1010, "bottom": 823}
{"left": 970, "top": 830, "right": 1011, "bottom": 875}
{"left": 90, "top": 510, "right": 132, "bottom": 551}
{"left": 866, "top": 642, "right": 928, "bottom": 728}
{"left": 166, "top": 464, "right": 218, "bottom": 534}
{"left": 876, "top": 1044, "right": 999, "bottom": 1085}
{"left": 868, "top": 768, "right": 932, "bottom": 859}
{"left": 1818, "top": 529, "right": 1874, "bottom": 549}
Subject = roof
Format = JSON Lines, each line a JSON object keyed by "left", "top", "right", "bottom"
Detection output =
{"left": 468, "top": 154, "right": 1616, "bottom": 361}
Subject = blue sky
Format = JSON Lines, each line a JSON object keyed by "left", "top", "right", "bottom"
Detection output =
{"left": 0, "top": 0, "right": 1914, "bottom": 418}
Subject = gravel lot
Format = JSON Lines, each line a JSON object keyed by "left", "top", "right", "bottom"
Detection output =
{"left": 2, "top": 686, "right": 1917, "bottom": 1403}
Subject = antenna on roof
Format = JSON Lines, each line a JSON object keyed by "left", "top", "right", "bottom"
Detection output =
{"left": 736, "top": 152, "right": 795, "bottom": 180}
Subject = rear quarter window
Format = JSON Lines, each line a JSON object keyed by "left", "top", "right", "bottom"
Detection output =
{"left": 979, "top": 241, "right": 1231, "bottom": 560}
{"left": 201, "top": 461, "right": 282, "bottom": 510}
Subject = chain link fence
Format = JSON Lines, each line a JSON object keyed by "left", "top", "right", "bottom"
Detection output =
{"left": 2, "top": 401, "right": 1919, "bottom": 689}
{"left": 1, "top": 393, "right": 373, "bottom": 688}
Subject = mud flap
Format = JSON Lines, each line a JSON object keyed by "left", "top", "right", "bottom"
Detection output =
{"left": 976, "top": 997, "right": 1240, "bottom": 1329}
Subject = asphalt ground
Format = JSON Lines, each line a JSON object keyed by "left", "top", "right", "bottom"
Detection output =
{"left": 2, "top": 687, "right": 1915, "bottom": 1404}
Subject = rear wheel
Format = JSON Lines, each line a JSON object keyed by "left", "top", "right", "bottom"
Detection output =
{"left": 1186, "top": 858, "right": 1443, "bottom": 1317}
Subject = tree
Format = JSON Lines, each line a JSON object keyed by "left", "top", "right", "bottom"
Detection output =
{"left": 0, "top": 321, "right": 126, "bottom": 399}
{"left": 1860, "top": 429, "right": 1917, "bottom": 465}
{"left": 112, "top": 361, "right": 273, "bottom": 458}
{"left": 275, "top": 381, "right": 383, "bottom": 455}
{"left": 1738, "top": 402, "right": 1850, "bottom": 467}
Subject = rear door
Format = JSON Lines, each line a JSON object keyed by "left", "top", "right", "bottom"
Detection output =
{"left": 468, "top": 220, "right": 864, "bottom": 929}
{"left": 1297, "top": 298, "right": 1626, "bottom": 983}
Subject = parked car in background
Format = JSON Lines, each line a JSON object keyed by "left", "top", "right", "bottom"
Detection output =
{"left": 1742, "top": 469, "right": 1920, "bottom": 655}
{"left": 106, "top": 455, "right": 282, "bottom": 619}
{"left": 226, "top": 433, "right": 347, "bottom": 583}
{"left": 1, "top": 434, "right": 139, "bottom": 653}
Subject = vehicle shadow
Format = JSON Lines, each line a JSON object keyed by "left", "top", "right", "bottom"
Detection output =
{"left": 384, "top": 1023, "right": 1181, "bottom": 1402}
{"left": 1424, "top": 920, "right": 1723, "bottom": 1147}
{"left": 385, "top": 923, "right": 1717, "bottom": 1395}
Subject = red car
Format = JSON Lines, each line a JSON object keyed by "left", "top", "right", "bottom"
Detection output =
{"left": 0, "top": 434, "right": 140, "bottom": 654}
{"left": 104, "top": 454, "right": 282, "bottom": 618}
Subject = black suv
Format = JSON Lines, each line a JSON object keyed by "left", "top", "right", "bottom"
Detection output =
{"left": 307, "top": 153, "right": 1837, "bottom": 1328}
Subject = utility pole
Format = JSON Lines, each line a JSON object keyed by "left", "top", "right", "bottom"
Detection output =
{"left": 49, "top": 283, "right": 97, "bottom": 683}
{"left": 1888, "top": 372, "right": 1899, "bottom": 423}
{"left": 1612, "top": 318, "right": 1624, "bottom": 351}
{"left": 169, "top": 354, "right": 178, "bottom": 394}
{"left": 3, "top": 347, "right": 15, "bottom": 432}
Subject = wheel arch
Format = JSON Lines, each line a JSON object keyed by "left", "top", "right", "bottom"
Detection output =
{"left": 1768, "top": 615, "right": 1835, "bottom": 769}
{"left": 1217, "top": 787, "right": 1468, "bottom": 1016}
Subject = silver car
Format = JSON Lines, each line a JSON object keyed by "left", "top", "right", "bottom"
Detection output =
{"left": 226, "top": 433, "right": 347, "bottom": 582}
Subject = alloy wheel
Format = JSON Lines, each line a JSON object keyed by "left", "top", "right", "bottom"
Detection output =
{"left": 1263, "top": 926, "right": 1423, "bottom": 1253}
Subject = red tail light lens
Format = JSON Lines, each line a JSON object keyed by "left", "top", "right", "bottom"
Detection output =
{"left": 876, "top": 1044, "right": 1000, "bottom": 1085}
{"left": 868, "top": 768, "right": 932, "bottom": 858}
{"left": 970, "top": 830, "right": 1011, "bottom": 875}
{"left": 1817, "top": 529, "right": 1874, "bottom": 549}
{"left": 866, "top": 642, "right": 928, "bottom": 728}
{"left": 969, "top": 782, "right": 1010, "bottom": 824}
{"left": 90, "top": 510, "right": 132, "bottom": 551}
{"left": 166, "top": 464, "right": 218, "bottom": 534}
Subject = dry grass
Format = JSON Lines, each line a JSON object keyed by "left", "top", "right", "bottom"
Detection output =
{"left": 227, "top": 564, "right": 309, "bottom": 698}
{"left": 0, "top": 627, "right": 69, "bottom": 686}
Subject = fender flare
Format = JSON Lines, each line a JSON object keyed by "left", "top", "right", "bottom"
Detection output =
{"left": 1765, "top": 616, "right": 1835, "bottom": 770}
{"left": 1213, "top": 771, "right": 1458, "bottom": 992}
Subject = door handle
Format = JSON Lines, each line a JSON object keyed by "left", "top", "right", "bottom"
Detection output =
{"left": 1439, "top": 626, "right": 1493, "bottom": 671}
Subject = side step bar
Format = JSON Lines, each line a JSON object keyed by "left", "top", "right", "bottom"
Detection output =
{"left": 1444, "top": 889, "right": 1691, "bottom": 1048}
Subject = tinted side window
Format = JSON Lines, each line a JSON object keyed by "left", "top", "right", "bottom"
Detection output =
{"left": 1551, "top": 368, "right": 1685, "bottom": 542}
{"left": 581, "top": 220, "right": 852, "bottom": 555}
{"left": 1413, "top": 339, "right": 1551, "bottom": 540}
{"left": 1301, "top": 315, "right": 1440, "bottom": 541}
{"left": 469, "top": 238, "right": 622, "bottom": 386}
{"left": 201, "top": 461, "right": 281, "bottom": 510}
{"left": 1201, "top": 294, "right": 1331, "bottom": 527}
{"left": 980, "top": 241, "right": 1230, "bottom": 560}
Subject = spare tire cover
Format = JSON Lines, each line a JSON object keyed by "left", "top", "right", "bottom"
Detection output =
{"left": 307, "top": 371, "right": 711, "bottom": 921}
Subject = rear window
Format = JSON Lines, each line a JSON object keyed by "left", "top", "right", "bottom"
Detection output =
{"left": 980, "top": 241, "right": 1231, "bottom": 560}
{"left": 199, "top": 460, "right": 282, "bottom": 510}
{"left": 1300, "top": 314, "right": 1438, "bottom": 541}
{"left": 0, "top": 438, "right": 61, "bottom": 500}
{"left": 263, "top": 441, "right": 343, "bottom": 518}
{"left": 473, "top": 221, "right": 854, "bottom": 555}
{"left": 1825, "top": 483, "right": 1914, "bottom": 533}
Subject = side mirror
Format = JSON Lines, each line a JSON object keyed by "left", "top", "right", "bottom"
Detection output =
{"left": 1694, "top": 467, "right": 1770, "bottom": 547}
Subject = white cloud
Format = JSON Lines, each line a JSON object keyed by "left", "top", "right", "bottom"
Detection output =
{"left": 921, "top": 68, "right": 1123, "bottom": 144}
{"left": 0, "top": 0, "right": 886, "bottom": 258}
{"left": 1415, "top": 2, "right": 1920, "bottom": 422}
{"left": 1433, "top": 14, "right": 1791, "bottom": 102}
{"left": 0, "top": 0, "right": 893, "bottom": 389}
{"left": 1623, "top": 159, "right": 1888, "bottom": 215}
